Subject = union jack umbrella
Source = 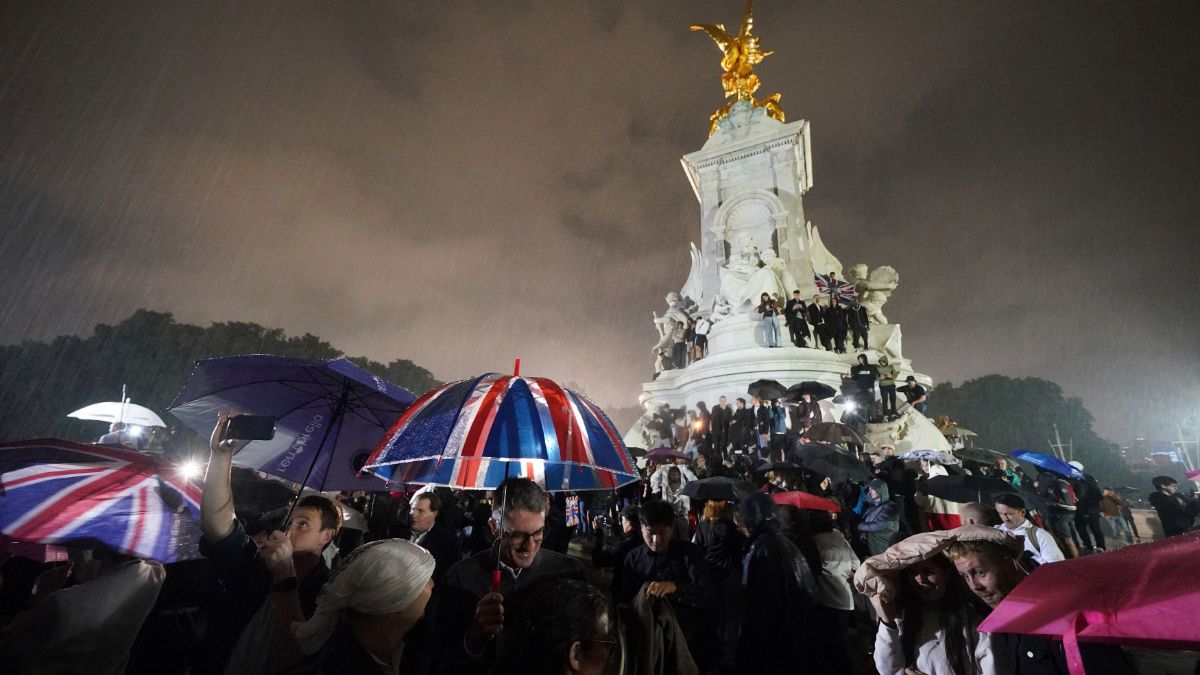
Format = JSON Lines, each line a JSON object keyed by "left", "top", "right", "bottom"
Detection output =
{"left": 814, "top": 273, "right": 857, "bottom": 305}
{"left": 0, "top": 438, "right": 202, "bottom": 563}
{"left": 364, "top": 371, "right": 639, "bottom": 491}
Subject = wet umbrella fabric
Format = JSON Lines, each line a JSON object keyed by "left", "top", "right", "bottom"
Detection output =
{"left": 803, "top": 422, "right": 866, "bottom": 446}
{"left": 795, "top": 443, "right": 873, "bottom": 484}
{"left": 782, "top": 381, "right": 837, "bottom": 402}
{"left": 953, "top": 447, "right": 1008, "bottom": 464}
{"left": 364, "top": 373, "right": 638, "bottom": 491}
{"left": 168, "top": 355, "right": 416, "bottom": 492}
{"left": 754, "top": 460, "right": 802, "bottom": 475}
{"left": 770, "top": 491, "right": 841, "bottom": 513}
{"left": 0, "top": 438, "right": 202, "bottom": 563}
{"left": 681, "top": 477, "right": 755, "bottom": 503}
{"left": 919, "top": 475, "right": 1022, "bottom": 504}
{"left": 69, "top": 402, "right": 167, "bottom": 428}
{"left": 900, "top": 450, "right": 960, "bottom": 466}
{"left": 1012, "top": 450, "right": 1084, "bottom": 480}
{"left": 645, "top": 448, "right": 691, "bottom": 462}
{"left": 979, "top": 532, "right": 1200, "bottom": 674}
{"left": 747, "top": 379, "right": 787, "bottom": 401}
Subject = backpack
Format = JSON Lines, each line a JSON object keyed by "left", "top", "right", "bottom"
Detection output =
{"left": 1050, "top": 478, "right": 1078, "bottom": 507}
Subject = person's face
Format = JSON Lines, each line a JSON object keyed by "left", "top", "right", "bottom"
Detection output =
{"left": 492, "top": 508, "right": 546, "bottom": 569}
{"left": 620, "top": 516, "right": 634, "bottom": 534}
{"left": 1163, "top": 482, "right": 1179, "bottom": 494}
{"left": 920, "top": 460, "right": 932, "bottom": 473}
{"left": 867, "top": 487, "right": 880, "bottom": 501}
{"left": 858, "top": 355, "right": 866, "bottom": 364}
{"left": 793, "top": 292, "right": 801, "bottom": 299}
{"left": 996, "top": 459, "right": 1008, "bottom": 471}
{"left": 286, "top": 506, "right": 335, "bottom": 555}
{"left": 569, "top": 613, "right": 614, "bottom": 675}
{"left": 641, "top": 523, "right": 674, "bottom": 554}
{"left": 994, "top": 503, "right": 1025, "bottom": 529}
{"left": 736, "top": 400, "right": 745, "bottom": 409}
{"left": 907, "top": 559, "right": 948, "bottom": 604}
{"left": 409, "top": 496, "right": 438, "bottom": 533}
{"left": 801, "top": 393, "right": 811, "bottom": 402}
{"left": 719, "top": 396, "right": 727, "bottom": 406}
{"left": 954, "top": 551, "right": 1019, "bottom": 608}
{"left": 882, "top": 446, "right": 895, "bottom": 457}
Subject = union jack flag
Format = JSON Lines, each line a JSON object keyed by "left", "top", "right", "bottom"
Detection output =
{"left": 0, "top": 438, "right": 202, "bottom": 563}
{"left": 814, "top": 273, "right": 857, "bottom": 305}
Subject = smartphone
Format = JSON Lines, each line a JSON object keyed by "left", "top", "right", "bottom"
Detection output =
{"left": 225, "top": 415, "right": 277, "bottom": 441}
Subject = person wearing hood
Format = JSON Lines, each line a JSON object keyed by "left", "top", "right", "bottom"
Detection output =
{"left": 858, "top": 479, "right": 901, "bottom": 555}
{"left": 733, "top": 493, "right": 818, "bottom": 673}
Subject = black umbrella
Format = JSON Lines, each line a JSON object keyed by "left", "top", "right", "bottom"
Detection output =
{"left": 803, "top": 422, "right": 866, "bottom": 446}
{"left": 747, "top": 379, "right": 787, "bottom": 401}
{"left": 954, "top": 447, "right": 1007, "bottom": 464}
{"left": 795, "top": 443, "right": 873, "bottom": 483}
{"left": 919, "top": 474, "right": 1022, "bottom": 504}
{"left": 783, "top": 381, "right": 837, "bottom": 402}
{"left": 754, "top": 460, "right": 802, "bottom": 476}
{"left": 681, "top": 476, "right": 756, "bottom": 502}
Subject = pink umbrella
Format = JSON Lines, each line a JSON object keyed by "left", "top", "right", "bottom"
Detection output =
{"left": 771, "top": 490, "right": 841, "bottom": 513}
{"left": 978, "top": 532, "right": 1200, "bottom": 674}
{"left": 1186, "top": 468, "right": 1200, "bottom": 481}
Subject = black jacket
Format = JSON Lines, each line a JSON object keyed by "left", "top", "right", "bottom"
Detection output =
{"left": 1149, "top": 491, "right": 1200, "bottom": 537}
{"left": 731, "top": 407, "right": 755, "bottom": 444}
{"left": 591, "top": 529, "right": 643, "bottom": 602}
{"left": 807, "top": 303, "right": 825, "bottom": 328}
{"left": 413, "top": 522, "right": 463, "bottom": 587}
{"left": 751, "top": 404, "right": 771, "bottom": 435}
{"left": 710, "top": 404, "right": 732, "bottom": 433}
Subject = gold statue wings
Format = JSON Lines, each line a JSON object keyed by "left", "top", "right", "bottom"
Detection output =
{"left": 691, "top": 0, "right": 784, "bottom": 135}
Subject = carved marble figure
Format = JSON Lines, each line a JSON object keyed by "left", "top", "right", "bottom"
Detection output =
{"left": 716, "top": 236, "right": 789, "bottom": 310}
{"left": 846, "top": 263, "right": 900, "bottom": 324}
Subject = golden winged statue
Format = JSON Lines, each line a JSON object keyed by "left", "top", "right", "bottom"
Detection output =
{"left": 691, "top": 0, "right": 784, "bottom": 135}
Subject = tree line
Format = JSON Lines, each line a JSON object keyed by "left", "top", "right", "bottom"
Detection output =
{"left": 0, "top": 310, "right": 440, "bottom": 442}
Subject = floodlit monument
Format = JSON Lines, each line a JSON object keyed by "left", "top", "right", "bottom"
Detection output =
{"left": 628, "top": 1, "right": 950, "bottom": 455}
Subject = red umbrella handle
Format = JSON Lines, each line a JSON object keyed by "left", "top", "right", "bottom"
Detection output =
{"left": 491, "top": 568, "right": 502, "bottom": 594}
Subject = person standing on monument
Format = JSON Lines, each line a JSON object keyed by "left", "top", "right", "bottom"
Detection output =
{"left": 757, "top": 292, "right": 782, "bottom": 348}
{"left": 826, "top": 299, "right": 848, "bottom": 354}
{"left": 731, "top": 398, "right": 754, "bottom": 454}
{"left": 751, "top": 396, "right": 771, "bottom": 457}
{"left": 809, "top": 294, "right": 830, "bottom": 350}
{"left": 877, "top": 355, "right": 899, "bottom": 420}
{"left": 848, "top": 300, "right": 870, "bottom": 350}
{"left": 710, "top": 396, "right": 732, "bottom": 459}
{"left": 785, "top": 290, "right": 810, "bottom": 348}
{"left": 670, "top": 321, "right": 688, "bottom": 369}
{"left": 693, "top": 315, "right": 711, "bottom": 361}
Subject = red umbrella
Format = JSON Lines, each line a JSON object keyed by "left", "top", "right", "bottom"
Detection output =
{"left": 978, "top": 532, "right": 1200, "bottom": 674}
{"left": 770, "top": 490, "right": 841, "bottom": 513}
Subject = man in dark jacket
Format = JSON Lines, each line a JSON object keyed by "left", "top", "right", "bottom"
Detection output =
{"left": 620, "top": 499, "right": 717, "bottom": 671}
{"left": 591, "top": 505, "right": 643, "bottom": 604}
{"left": 1149, "top": 476, "right": 1200, "bottom": 537}
{"left": 409, "top": 491, "right": 463, "bottom": 586}
{"left": 856, "top": 479, "right": 900, "bottom": 555}
{"left": 785, "top": 290, "right": 810, "bottom": 348}
{"left": 808, "top": 295, "right": 829, "bottom": 350}
{"left": 1068, "top": 463, "right": 1106, "bottom": 552}
{"left": 710, "top": 396, "right": 733, "bottom": 459}
{"left": 847, "top": 301, "right": 870, "bottom": 350}
{"left": 730, "top": 398, "right": 754, "bottom": 454}
{"left": 435, "top": 478, "right": 586, "bottom": 674}
{"left": 826, "top": 301, "right": 848, "bottom": 353}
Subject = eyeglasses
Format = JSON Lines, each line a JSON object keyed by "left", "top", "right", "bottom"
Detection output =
{"left": 500, "top": 526, "right": 545, "bottom": 546}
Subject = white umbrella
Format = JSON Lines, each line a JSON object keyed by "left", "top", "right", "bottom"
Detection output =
{"left": 68, "top": 402, "right": 166, "bottom": 428}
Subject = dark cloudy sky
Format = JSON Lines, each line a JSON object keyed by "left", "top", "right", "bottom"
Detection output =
{"left": 1, "top": 1, "right": 1196, "bottom": 442}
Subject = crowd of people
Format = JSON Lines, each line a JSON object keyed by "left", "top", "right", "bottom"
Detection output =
{"left": 1, "top": 410, "right": 1197, "bottom": 674}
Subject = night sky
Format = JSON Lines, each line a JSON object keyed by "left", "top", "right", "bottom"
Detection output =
{"left": 0, "top": 1, "right": 1196, "bottom": 442}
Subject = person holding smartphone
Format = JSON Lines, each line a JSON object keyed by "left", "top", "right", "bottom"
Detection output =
{"left": 199, "top": 412, "right": 342, "bottom": 673}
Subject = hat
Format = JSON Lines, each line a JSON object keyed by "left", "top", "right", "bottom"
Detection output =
{"left": 906, "top": 375, "right": 917, "bottom": 382}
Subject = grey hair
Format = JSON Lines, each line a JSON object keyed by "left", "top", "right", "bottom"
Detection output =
{"left": 490, "top": 477, "right": 549, "bottom": 522}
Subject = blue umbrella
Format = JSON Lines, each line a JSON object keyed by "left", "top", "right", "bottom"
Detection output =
{"left": 364, "top": 371, "right": 638, "bottom": 492}
{"left": 168, "top": 355, "right": 416, "bottom": 492}
{"left": 1012, "top": 450, "right": 1084, "bottom": 480}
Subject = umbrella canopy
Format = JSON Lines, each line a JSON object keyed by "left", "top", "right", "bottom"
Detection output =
{"left": 1187, "top": 468, "right": 1200, "bottom": 481}
{"left": 954, "top": 447, "right": 1008, "bottom": 464}
{"left": 771, "top": 490, "right": 841, "bottom": 512}
{"left": 979, "top": 532, "right": 1200, "bottom": 672}
{"left": 919, "top": 474, "right": 1022, "bottom": 504}
{"left": 681, "top": 476, "right": 755, "bottom": 503}
{"left": 1012, "top": 450, "right": 1084, "bottom": 480}
{"left": 365, "top": 372, "right": 638, "bottom": 491}
{"left": 0, "top": 438, "right": 202, "bottom": 563}
{"left": 803, "top": 422, "right": 866, "bottom": 446}
{"left": 754, "top": 460, "right": 802, "bottom": 475}
{"left": 229, "top": 466, "right": 300, "bottom": 518}
{"left": 68, "top": 402, "right": 166, "bottom": 428}
{"left": 747, "top": 379, "right": 787, "bottom": 401}
{"left": 782, "top": 381, "right": 837, "bottom": 402}
{"left": 795, "top": 443, "right": 873, "bottom": 484}
{"left": 900, "top": 449, "right": 960, "bottom": 466}
{"left": 168, "top": 355, "right": 416, "bottom": 492}
{"left": 645, "top": 448, "right": 691, "bottom": 462}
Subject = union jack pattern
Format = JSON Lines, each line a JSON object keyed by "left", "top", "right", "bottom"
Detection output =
{"left": 365, "top": 373, "right": 639, "bottom": 491}
{"left": 814, "top": 273, "right": 857, "bottom": 305}
{"left": 0, "top": 439, "right": 202, "bottom": 563}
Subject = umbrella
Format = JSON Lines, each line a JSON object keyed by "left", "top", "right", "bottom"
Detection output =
{"left": 953, "top": 447, "right": 1008, "bottom": 464}
{"left": 1012, "top": 450, "right": 1084, "bottom": 480}
{"left": 782, "top": 381, "right": 837, "bottom": 402}
{"left": 68, "top": 401, "right": 166, "bottom": 428}
{"left": 681, "top": 476, "right": 755, "bottom": 503}
{"left": 364, "top": 371, "right": 639, "bottom": 491}
{"left": 794, "top": 443, "right": 873, "bottom": 483}
{"left": 940, "top": 426, "right": 976, "bottom": 437}
{"left": 979, "top": 532, "right": 1200, "bottom": 674}
{"left": 747, "top": 379, "right": 787, "bottom": 401}
{"left": 771, "top": 491, "right": 841, "bottom": 512}
{"left": 900, "top": 450, "right": 960, "bottom": 466}
{"left": 1187, "top": 468, "right": 1200, "bottom": 481}
{"left": 754, "top": 460, "right": 802, "bottom": 475}
{"left": 0, "top": 438, "right": 202, "bottom": 563}
{"left": 229, "top": 466, "right": 300, "bottom": 517}
{"left": 168, "top": 355, "right": 416, "bottom": 492}
{"left": 803, "top": 422, "right": 866, "bottom": 446}
{"left": 645, "top": 448, "right": 691, "bottom": 462}
{"left": 625, "top": 446, "right": 648, "bottom": 458}
{"left": 919, "top": 475, "right": 1022, "bottom": 504}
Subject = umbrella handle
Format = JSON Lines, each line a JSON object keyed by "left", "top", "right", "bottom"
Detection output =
{"left": 1063, "top": 612, "right": 1087, "bottom": 675}
{"left": 491, "top": 568, "right": 501, "bottom": 594}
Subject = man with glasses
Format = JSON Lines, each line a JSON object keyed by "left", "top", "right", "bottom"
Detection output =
{"left": 435, "top": 478, "right": 586, "bottom": 674}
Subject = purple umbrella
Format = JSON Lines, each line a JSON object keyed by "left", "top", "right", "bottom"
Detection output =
{"left": 168, "top": 355, "right": 416, "bottom": 492}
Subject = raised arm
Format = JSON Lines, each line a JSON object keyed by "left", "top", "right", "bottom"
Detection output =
{"left": 201, "top": 412, "right": 246, "bottom": 543}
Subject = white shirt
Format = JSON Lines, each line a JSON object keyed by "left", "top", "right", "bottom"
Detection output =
{"left": 995, "top": 520, "right": 1064, "bottom": 565}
